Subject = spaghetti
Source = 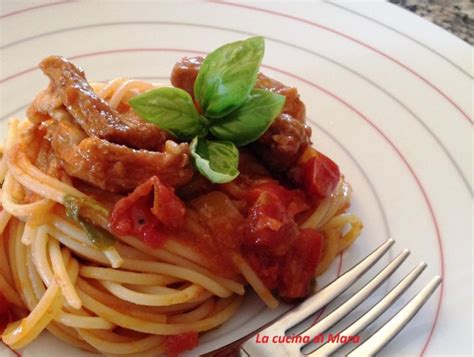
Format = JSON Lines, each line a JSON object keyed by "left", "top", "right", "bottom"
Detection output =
{"left": 0, "top": 51, "right": 362, "bottom": 356}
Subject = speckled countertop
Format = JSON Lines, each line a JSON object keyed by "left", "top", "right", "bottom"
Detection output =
{"left": 390, "top": 0, "right": 474, "bottom": 44}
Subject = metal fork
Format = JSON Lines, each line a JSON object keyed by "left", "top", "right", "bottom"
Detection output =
{"left": 227, "top": 239, "right": 441, "bottom": 356}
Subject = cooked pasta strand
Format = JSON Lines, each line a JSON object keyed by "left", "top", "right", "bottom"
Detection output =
{"left": 77, "top": 288, "right": 241, "bottom": 335}
{"left": 80, "top": 266, "right": 179, "bottom": 286}
{"left": 120, "top": 259, "right": 232, "bottom": 298}
{"left": 100, "top": 281, "right": 204, "bottom": 307}
{"left": 77, "top": 329, "right": 163, "bottom": 354}
{"left": 231, "top": 253, "right": 279, "bottom": 309}
{"left": 49, "top": 239, "right": 82, "bottom": 309}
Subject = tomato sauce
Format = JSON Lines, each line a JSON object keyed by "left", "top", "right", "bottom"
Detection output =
{"left": 109, "top": 150, "right": 340, "bottom": 300}
{"left": 110, "top": 176, "right": 185, "bottom": 248}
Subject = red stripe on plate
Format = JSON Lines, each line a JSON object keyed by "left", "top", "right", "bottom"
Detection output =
{"left": 0, "top": 1, "right": 72, "bottom": 20}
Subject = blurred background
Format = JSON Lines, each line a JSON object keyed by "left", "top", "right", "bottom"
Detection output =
{"left": 390, "top": 0, "right": 473, "bottom": 44}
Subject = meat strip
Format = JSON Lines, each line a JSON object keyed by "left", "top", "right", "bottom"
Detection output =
{"left": 44, "top": 117, "right": 193, "bottom": 192}
{"left": 255, "top": 73, "right": 306, "bottom": 122}
{"left": 251, "top": 113, "right": 311, "bottom": 171}
{"left": 170, "top": 56, "right": 204, "bottom": 97}
{"left": 170, "top": 56, "right": 311, "bottom": 170}
{"left": 29, "top": 56, "right": 167, "bottom": 151}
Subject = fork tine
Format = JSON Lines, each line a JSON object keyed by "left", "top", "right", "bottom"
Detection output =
{"left": 310, "top": 262, "right": 427, "bottom": 356}
{"left": 240, "top": 239, "right": 394, "bottom": 357}
{"left": 275, "top": 239, "right": 395, "bottom": 332}
{"left": 298, "top": 249, "right": 410, "bottom": 348}
{"left": 347, "top": 276, "right": 442, "bottom": 356}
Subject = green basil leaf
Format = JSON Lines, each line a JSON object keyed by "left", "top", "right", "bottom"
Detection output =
{"left": 129, "top": 87, "right": 206, "bottom": 140}
{"left": 190, "top": 137, "right": 239, "bottom": 183}
{"left": 80, "top": 221, "right": 115, "bottom": 249}
{"left": 64, "top": 194, "right": 109, "bottom": 219}
{"left": 210, "top": 89, "right": 285, "bottom": 146}
{"left": 194, "top": 36, "right": 264, "bottom": 119}
{"left": 63, "top": 194, "right": 114, "bottom": 249}
{"left": 64, "top": 194, "right": 80, "bottom": 221}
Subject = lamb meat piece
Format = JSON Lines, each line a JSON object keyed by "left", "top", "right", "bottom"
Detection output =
{"left": 255, "top": 73, "right": 306, "bottom": 122}
{"left": 252, "top": 113, "right": 311, "bottom": 171}
{"left": 30, "top": 56, "right": 167, "bottom": 151}
{"left": 45, "top": 117, "right": 193, "bottom": 192}
{"left": 26, "top": 83, "right": 63, "bottom": 125}
{"left": 170, "top": 56, "right": 204, "bottom": 97}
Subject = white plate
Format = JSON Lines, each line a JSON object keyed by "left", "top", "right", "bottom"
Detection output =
{"left": 0, "top": 1, "right": 472, "bottom": 356}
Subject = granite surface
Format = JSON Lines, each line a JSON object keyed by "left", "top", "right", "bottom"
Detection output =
{"left": 390, "top": 0, "right": 474, "bottom": 44}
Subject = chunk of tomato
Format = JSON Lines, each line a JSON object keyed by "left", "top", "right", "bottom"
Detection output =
{"left": 244, "top": 191, "right": 298, "bottom": 256}
{"left": 278, "top": 229, "right": 324, "bottom": 299}
{"left": 301, "top": 152, "right": 340, "bottom": 199}
{"left": 190, "top": 191, "right": 245, "bottom": 249}
{"left": 247, "top": 182, "right": 309, "bottom": 218}
{"left": 110, "top": 176, "right": 185, "bottom": 247}
{"left": 166, "top": 331, "right": 199, "bottom": 357}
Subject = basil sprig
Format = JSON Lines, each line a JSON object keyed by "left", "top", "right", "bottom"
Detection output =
{"left": 129, "top": 37, "right": 285, "bottom": 184}
{"left": 194, "top": 36, "right": 264, "bottom": 119}
{"left": 210, "top": 89, "right": 285, "bottom": 146}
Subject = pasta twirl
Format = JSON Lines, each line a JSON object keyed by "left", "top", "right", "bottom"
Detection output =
{"left": 0, "top": 41, "right": 362, "bottom": 356}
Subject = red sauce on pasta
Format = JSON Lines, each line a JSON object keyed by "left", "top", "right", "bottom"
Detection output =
{"left": 109, "top": 150, "right": 340, "bottom": 300}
